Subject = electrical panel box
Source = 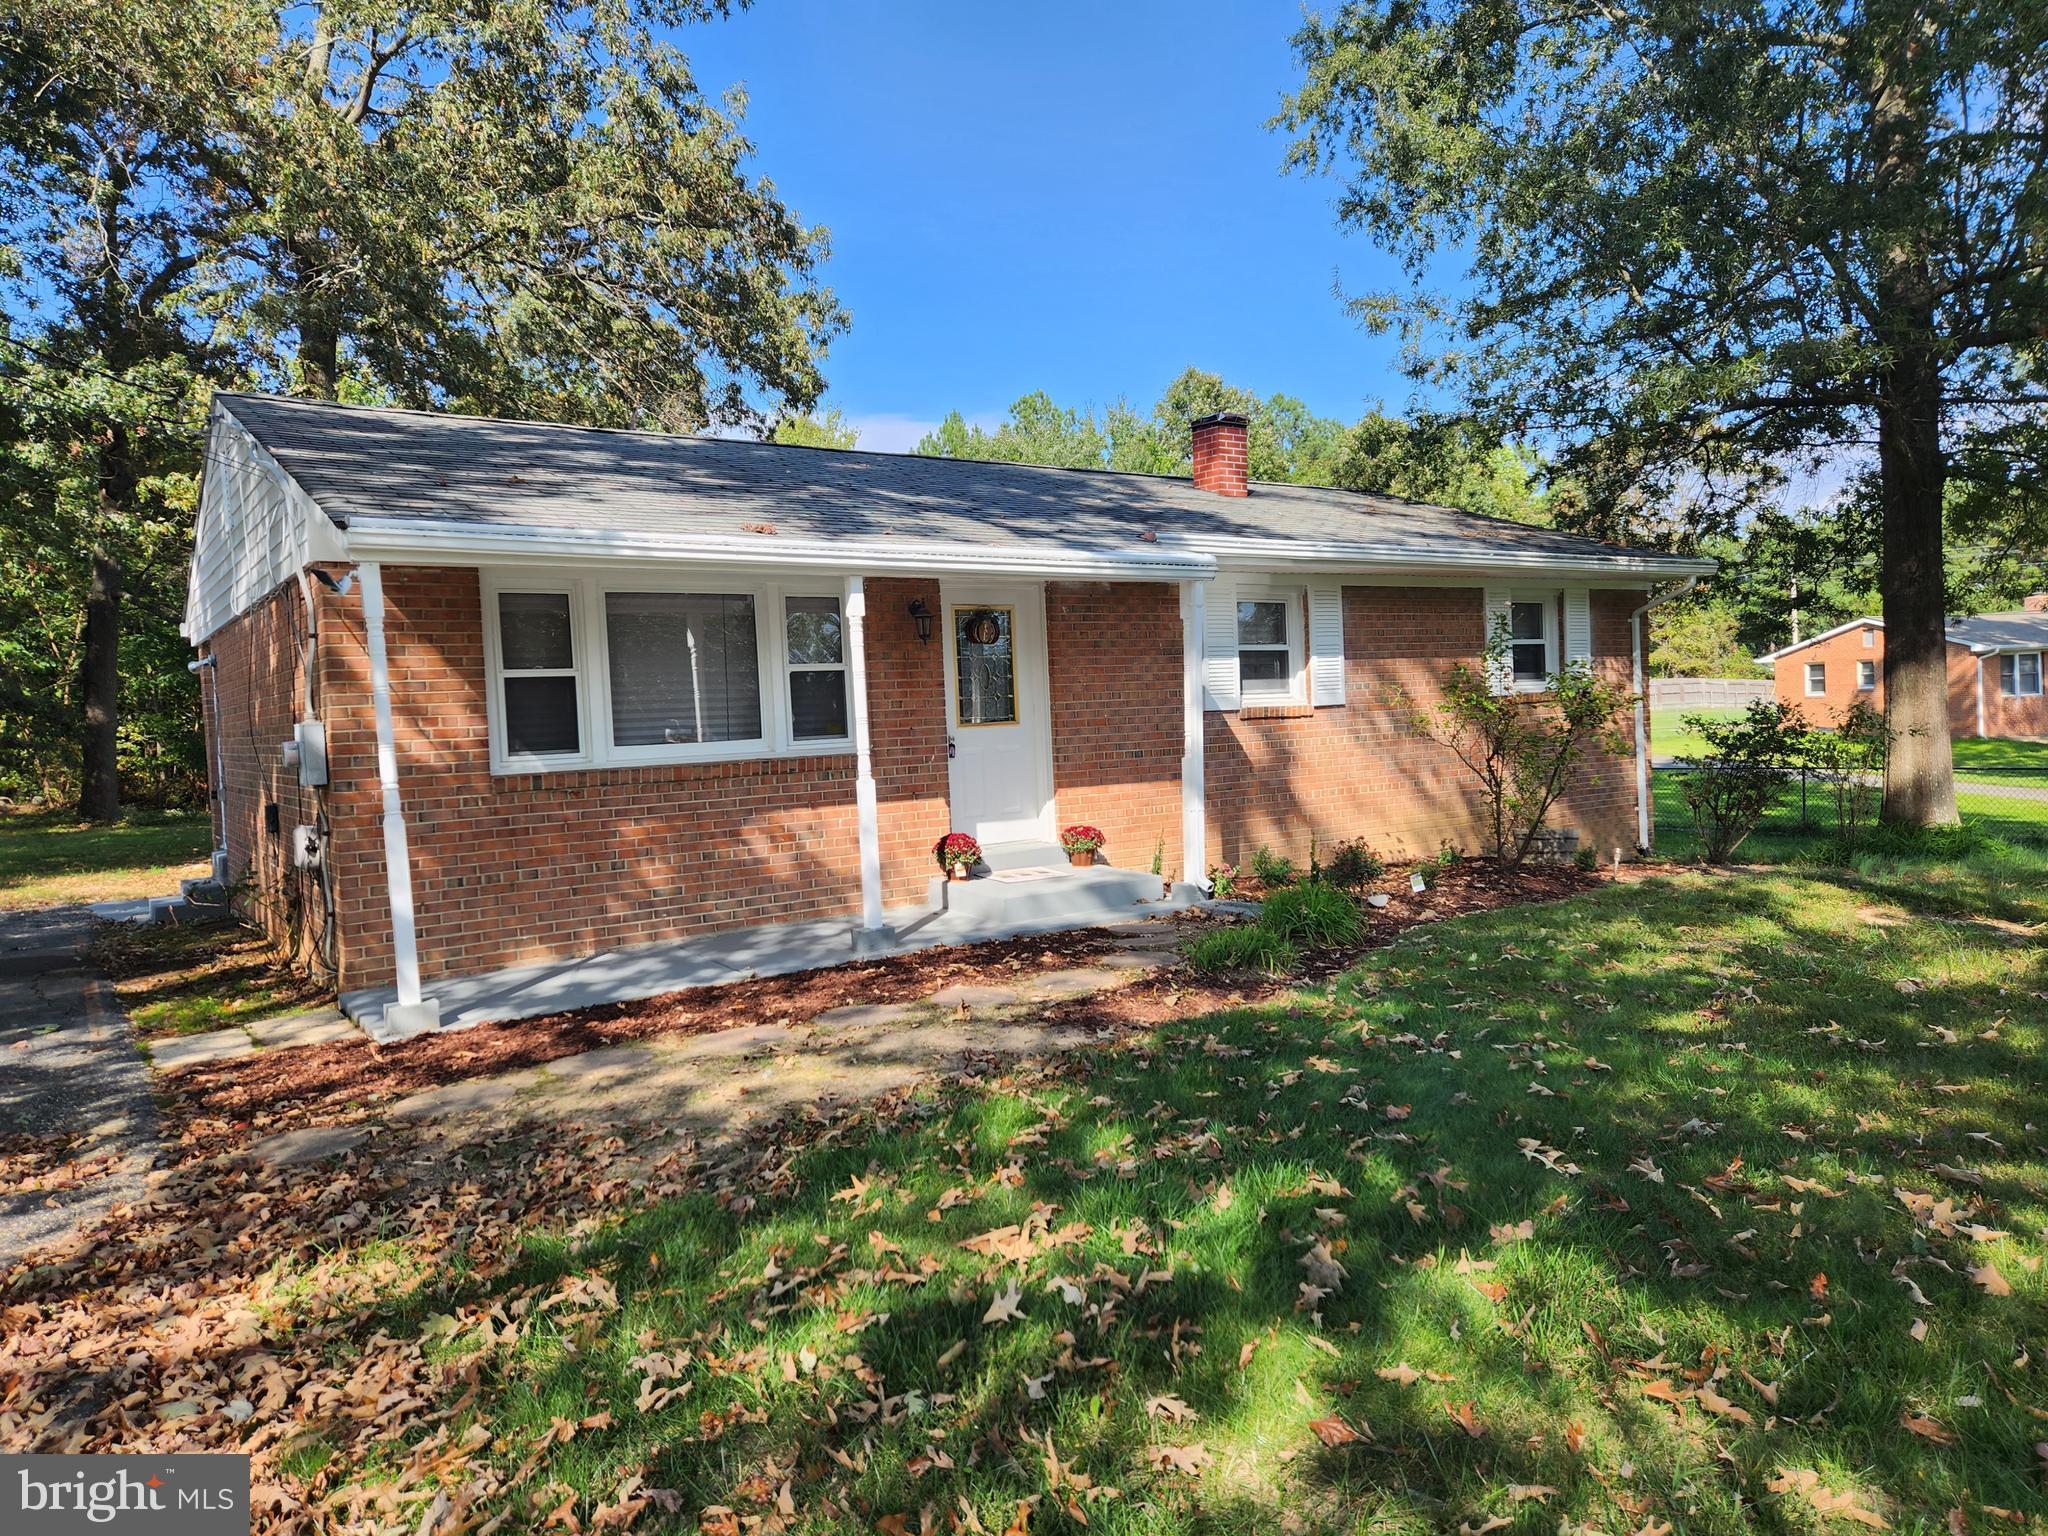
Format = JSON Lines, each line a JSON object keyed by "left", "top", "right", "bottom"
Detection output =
{"left": 293, "top": 719, "right": 329, "bottom": 787}
{"left": 290, "top": 823, "right": 323, "bottom": 869}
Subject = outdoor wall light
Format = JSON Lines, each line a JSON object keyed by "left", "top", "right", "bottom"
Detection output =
{"left": 907, "top": 597, "right": 934, "bottom": 644}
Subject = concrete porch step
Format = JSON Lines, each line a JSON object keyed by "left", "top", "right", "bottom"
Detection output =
{"left": 928, "top": 860, "right": 1171, "bottom": 929}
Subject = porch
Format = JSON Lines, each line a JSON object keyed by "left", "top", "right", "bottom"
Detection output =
{"left": 342, "top": 836, "right": 1199, "bottom": 1039}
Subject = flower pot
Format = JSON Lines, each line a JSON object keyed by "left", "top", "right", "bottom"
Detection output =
{"left": 949, "top": 865, "right": 970, "bottom": 882}
{"left": 1067, "top": 850, "right": 1094, "bottom": 868}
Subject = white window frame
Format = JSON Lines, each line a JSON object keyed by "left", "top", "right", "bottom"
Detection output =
{"left": 485, "top": 580, "right": 592, "bottom": 773}
{"left": 1506, "top": 592, "right": 1559, "bottom": 693}
{"left": 482, "top": 571, "right": 855, "bottom": 775}
{"left": 1857, "top": 659, "right": 1876, "bottom": 692}
{"left": 1235, "top": 587, "right": 1306, "bottom": 704}
{"left": 1862, "top": 627, "right": 1875, "bottom": 648}
{"left": 2003, "top": 651, "right": 2043, "bottom": 697}
{"left": 1805, "top": 661, "right": 1826, "bottom": 697}
{"left": 780, "top": 593, "right": 853, "bottom": 744}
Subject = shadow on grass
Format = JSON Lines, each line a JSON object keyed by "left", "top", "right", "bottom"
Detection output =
{"left": 13, "top": 865, "right": 2045, "bottom": 1534}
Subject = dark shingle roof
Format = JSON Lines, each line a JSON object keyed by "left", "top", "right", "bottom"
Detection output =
{"left": 217, "top": 392, "right": 1706, "bottom": 573}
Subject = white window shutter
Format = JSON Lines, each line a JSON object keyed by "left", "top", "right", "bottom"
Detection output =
{"left": 1308, "top": 581, "right": 1346, "bottom": 706}
{"left": 1563, "top": 588, "right": 1593, "bottom": 665}
{"left": 1483, "top": 588, "right": 1513, "bottom": 693}
{"left": 1203, "top": 574, "right": 1240, "bottom": 711}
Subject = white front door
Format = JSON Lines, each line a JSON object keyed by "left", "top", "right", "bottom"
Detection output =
{"left": 943, "top": 581, "right": 1055, "bottom": 847}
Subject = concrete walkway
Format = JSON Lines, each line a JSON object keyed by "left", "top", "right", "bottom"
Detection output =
{"left": 246, "top": 921, "right": 1188, "bottom": 1167}
{"left": 0, "top": 909, "right": 163, "bottom": 1267}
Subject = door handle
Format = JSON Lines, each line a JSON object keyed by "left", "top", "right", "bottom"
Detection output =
{"left": 947, "top": 735, "right": 957, "bottom": 760}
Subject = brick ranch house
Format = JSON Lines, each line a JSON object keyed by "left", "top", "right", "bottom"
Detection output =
{"left": 184, "top": 394, "right": 1711, "bottom": 1034}
{"left": 1755, "top": 598, "right": 2048, "bottom": 739}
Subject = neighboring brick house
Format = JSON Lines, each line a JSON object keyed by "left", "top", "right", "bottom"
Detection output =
{"left": 1756, "top": 599, "right": 2048, "bottom": 740}
{"left": 184, "top": 394, "right": 1711, "bottom": 1035}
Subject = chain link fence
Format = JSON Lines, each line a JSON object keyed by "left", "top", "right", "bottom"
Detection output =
{"left": 1655, "top": 754, "right": 2048, "bottom": 858}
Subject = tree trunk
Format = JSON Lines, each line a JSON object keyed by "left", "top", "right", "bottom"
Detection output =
{"left": 77, "top": 538, "right": 123, "bottom": 822}
{"left": 1875, "top": 368, "right": 1958, "bottom": 827}
{"left": 296, "top": 311, "right": 340, "bottom": 400}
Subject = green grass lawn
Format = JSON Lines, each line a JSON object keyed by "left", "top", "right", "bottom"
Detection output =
{"left": 1652, "top": 768, "right": 2048, "bottom": 862}
{"left": 0, "top": 807, "right": 211, "bottom": 909}
{"left": 1952, "top": 737, "right": 2048, "bottom": 783}
{"left": 1648, "top": 705, "right": 1744, "bottom": 761}
{"left": 88, "top": 917, "right": 328, "bottom": 1037}
{"left": 162, "top": 856, "right": 2034, "bottom": 1535}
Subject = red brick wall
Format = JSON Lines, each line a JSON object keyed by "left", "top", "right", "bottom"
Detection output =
{"left": 306, "top": 567, "right": 965, "bottom": 992}
{"left": 866, "top": 577, "right": 952, "bottom": 906}
{"left": 1204, "top": 586, "right": 1647, "bottom": 870}
{"left": 200, "top": 578, "right": 350, "bottom": 975}
{"left": 1771, "top": 625, "right": 2048, "bottom": 739}
{"left": 1772, "top": 623, "right": 1884, "bottom": 722}
{"left": 1962, "top": 646, "right": 2048, "bottom": 738}
{"left": 1045, "top": 582, "right": 1184, "bottom": 877}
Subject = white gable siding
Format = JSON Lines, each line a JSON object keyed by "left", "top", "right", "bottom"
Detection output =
{"left": 183, "top": 404, "right": 346, "bottom": 643}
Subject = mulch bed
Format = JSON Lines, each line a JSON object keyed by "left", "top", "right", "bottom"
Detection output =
{"left": 157, "top": 926, "right": 1119, "bottom": 1158}
{"left": 156, "top": 859, "right": 1603, "bottom": 1161}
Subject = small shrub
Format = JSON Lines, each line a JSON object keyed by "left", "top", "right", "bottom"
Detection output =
{"left": 1325, "top": 838, "right": 1384, "bottom": 891}
{"left": 1182, "top": 924, "right": 1298, "bottom": 976}
{"left": 1208, "top": 863, "right": 1239, "bottom": 899}
{"left": 1801, "top": 697, "right": 1888, "bottom": 839}
{"left": 1572, "top": 845, "right": 1598, "bottom": 871}
{"left": 1258, "top": 880, "right": 1362, "bottom": 948}
{"left": 1249, "top": 845, "right": 1296, "bottom": 887}
{"left": 1434, "top": 840, "right": 1461, "bottom": 869}
{"left": 1677, "top": 701, "right": 1810, "bottom": 862}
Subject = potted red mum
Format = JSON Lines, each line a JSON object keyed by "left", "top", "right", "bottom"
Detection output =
{"left": 1060, "top": 824, "right": 1105, "bottom": 868}
{"left": 934, "top": 832, "right": 982, "bottom": 881}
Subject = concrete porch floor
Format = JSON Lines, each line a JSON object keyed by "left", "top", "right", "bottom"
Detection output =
{"left": 341, "top": 854, "right": 1202, "bottom": 1041}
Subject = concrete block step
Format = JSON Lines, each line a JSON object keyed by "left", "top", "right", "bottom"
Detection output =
{"left": 926, "top": 864, "right": 1170, "bottom": 929}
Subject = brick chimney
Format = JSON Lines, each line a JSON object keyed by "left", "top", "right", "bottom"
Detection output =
{"left": 2023, "top": 591, "right": 2048, "bottom": 613}
{"left": 1190, "top": 412, "right": 1249, "bottom": 497}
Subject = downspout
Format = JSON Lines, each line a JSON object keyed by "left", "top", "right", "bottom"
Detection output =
{"left": 1630, "top": 577, "right": 1700, "bottom": 854}
{"left": 1974, "top": 654, "right": 1985, "bottom": 739}
{"left": 356, "top": 562, "right": 441, "bottom": 1035}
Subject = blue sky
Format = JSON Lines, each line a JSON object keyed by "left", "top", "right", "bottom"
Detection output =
{"left": 682, "top": 1, "right": 1419, "bottom": 450}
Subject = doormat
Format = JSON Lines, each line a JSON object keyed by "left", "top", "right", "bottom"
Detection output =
{"left": 989, "top": 866, "right": 1071, "bottom": 883}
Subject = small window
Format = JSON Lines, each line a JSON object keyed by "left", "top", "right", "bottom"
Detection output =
{"left": 1805, "top": 661, "right": 1826, "bottom": 697}
{"left": 1508, "top": 600, "right": 1551, "bottom": 688}
{"left": 2003, "top": 652, "right": 2043, "bottom": 697}
{"left": 497, "top": 592, "right": 581, "bottom": 758}
{"left": 785, "top": 596, "right": 849, "bottom": 740}
{"left": 1862, "top": 628, "right": 1875, "bottom": 648}
{"left": 1857, "top": 660, "right": 1876, "bottom": 691}
{"left": 1237, "top": 595, "right": 1302, "bottom": 701}
{"left": 954, "top": 606, "right": 1017, "bottom": 725}
{"left": 605, "top": 592, "right": 762, "bottom": 747}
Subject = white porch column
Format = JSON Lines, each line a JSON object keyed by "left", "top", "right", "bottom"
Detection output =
{"left": 845, "top": 575, "right": 892, "bottom": 948}
{"left": 358, "top": 563, "right": 440, "bottom": 1034}
{"left": 1180, "top": 578, "right": 1208, "bottom": 888}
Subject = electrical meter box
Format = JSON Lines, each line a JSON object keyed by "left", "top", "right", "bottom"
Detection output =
{"left": 293, "top": 719, "right": 328, "bottom": 787}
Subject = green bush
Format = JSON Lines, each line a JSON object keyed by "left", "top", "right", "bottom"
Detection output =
{"left": 1258, "top": 880, "right": 1363, "bottom": 948}
{"left": 1434, "top": 840, "right": 1462, "bottom": 869}
{"left": 1325, "top": 838, "right": 1384, "bottom": 890}
{"left": 1572, "top": 845, "right": 1598, "bottom": 871}
{"left": 1249, "top": 845, "right": 1296, "bottom": 887}
{"left": 1181, "top": 924, "right": 1299, "bottom": 977}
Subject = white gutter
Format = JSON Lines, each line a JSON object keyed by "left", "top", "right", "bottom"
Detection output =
{"left": 357, "top": 562, "right": 441, "bottom": 1036}
{"left": 340, "top": 517, "right": 1216, "bottom": 583}
{"left": 1171, "top": 533, "right": 1716, "bottom": 580}
{"left": 1630, "top": 577, "right": 1701, "bottom": 853}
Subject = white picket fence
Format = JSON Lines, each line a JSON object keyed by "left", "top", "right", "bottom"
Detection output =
{"left": 1648, "top": 677, "right": 1772, "bottom": 711}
